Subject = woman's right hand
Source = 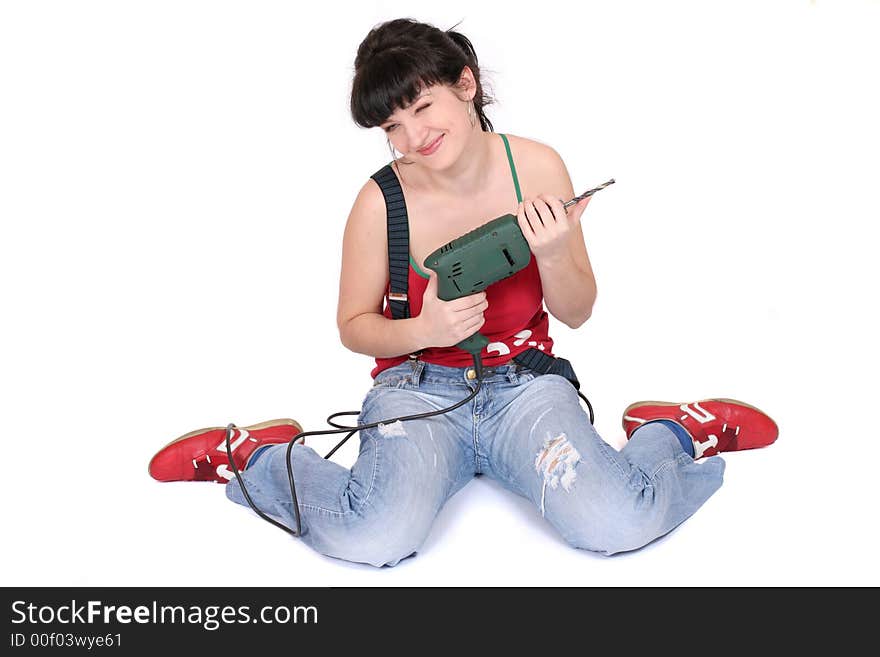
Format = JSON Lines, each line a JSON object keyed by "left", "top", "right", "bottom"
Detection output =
{"left": 417, "top": 269, "right": 488, "bottom": 348}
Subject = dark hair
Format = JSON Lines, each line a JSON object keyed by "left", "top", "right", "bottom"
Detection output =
{"left": 350, "top": 18, "right": 495, "bottom": 142}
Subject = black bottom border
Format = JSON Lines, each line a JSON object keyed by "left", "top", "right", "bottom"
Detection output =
{"left": 1, "top": 586, "right": 869, "bottom": 650}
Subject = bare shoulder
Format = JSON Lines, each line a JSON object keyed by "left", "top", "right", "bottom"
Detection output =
{"left": 342, "top": 175, "right": 391, "bottom": 252}
{"left": 501, "top": 133, "right": 564, "bottom": 166}
{"left": 342, "top": 175, "right": 389, "bottom": 268}
{"left": 500, "top": 133, "right": 572, "bottom": 196}
{"left": 351, "top": 175, "right": 387, "bottom": 225}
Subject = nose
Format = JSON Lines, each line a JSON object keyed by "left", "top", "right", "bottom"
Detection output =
{"left": 402, "top": 120, "right": 430, "bottom": 153}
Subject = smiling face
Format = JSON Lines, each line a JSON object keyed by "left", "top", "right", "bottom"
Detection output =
{"left": 380, "top": 67, "right": 477, "bottom": 165}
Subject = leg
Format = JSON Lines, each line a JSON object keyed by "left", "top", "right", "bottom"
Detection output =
{"left": 226, "top": 382, "right": 474, "bottom": 567}
{"left": 483, "top": 374, "right": 725, "bottom": 555}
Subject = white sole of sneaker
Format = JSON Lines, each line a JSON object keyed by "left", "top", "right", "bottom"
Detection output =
{"left": 622, "top": 398, "right": 770, "bottom": 418}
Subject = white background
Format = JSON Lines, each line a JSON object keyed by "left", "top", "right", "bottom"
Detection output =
{"left": 2, "top": 0, "right": 878, "bottom": 587}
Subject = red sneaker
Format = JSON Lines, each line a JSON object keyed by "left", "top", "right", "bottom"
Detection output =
{"left": 622, "top": 398, "right": 778, "bottom": 459}
{"left": 148, "top": 418, "right": 305, "bottom": 483}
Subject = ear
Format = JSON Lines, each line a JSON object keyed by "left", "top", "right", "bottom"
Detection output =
{"left": 457, "top": 65, "right": 477, "bottom": 100}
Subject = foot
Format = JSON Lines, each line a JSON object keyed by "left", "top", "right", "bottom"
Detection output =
{"left": 148, "top": 418, "right": 305, "bottom": 483}
{"left": 622, "top": 398, "right": 778, "bottom": 459}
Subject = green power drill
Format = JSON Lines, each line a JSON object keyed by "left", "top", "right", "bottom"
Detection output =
{"left": 422, "top": 178, "right": 615, "bottom": 357}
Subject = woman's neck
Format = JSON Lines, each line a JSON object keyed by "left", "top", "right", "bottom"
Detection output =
{"left": 409, "top": 130, "right": 496, "bottom": 198}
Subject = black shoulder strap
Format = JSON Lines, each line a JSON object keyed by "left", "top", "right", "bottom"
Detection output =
{"left": 370, "top": 164, "right": 411, "bottom": 320}
{"left": 513, "top": 348, "right": 581, "bottom": 391}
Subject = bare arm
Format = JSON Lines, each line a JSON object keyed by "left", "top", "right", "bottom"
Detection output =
{"left": 340, "top": 313, "right": 427, "bottom": 359}
{"left": 532, "top": 147, "right": 598, "bottom": 329}
{"left": 537, "top": 253, "right": 596, "bottom": 329}
{"left": 336, "top": 179, "right": 428, "bottom": 358}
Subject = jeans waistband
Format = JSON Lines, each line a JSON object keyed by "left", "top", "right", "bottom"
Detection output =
{"left": 380, "top": 358, "right": 531, "bottom": 386}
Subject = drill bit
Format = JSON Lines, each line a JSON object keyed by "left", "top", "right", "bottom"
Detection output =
{"left": 563, "top": 178, "right": 615, "bottom": 209}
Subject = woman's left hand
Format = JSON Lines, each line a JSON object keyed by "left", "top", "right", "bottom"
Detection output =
{"left": 516, "top": 193, "right": 591, "bottom": 263}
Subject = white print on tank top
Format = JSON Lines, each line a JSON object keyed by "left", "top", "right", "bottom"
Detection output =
{"left": 487, "top": 329, "right": 546, "bottom": 357}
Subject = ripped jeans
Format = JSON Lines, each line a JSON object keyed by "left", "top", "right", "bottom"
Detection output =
{"left": 225, "top": 359, "right": 725, "bottom": 567}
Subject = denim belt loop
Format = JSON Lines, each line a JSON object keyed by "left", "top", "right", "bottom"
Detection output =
{"left": 408, "top": 358, "right": 425, "bottom": 388}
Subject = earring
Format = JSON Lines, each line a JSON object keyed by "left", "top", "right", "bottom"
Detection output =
{"left": 387, "top": 138, "right": 400, "bottom": 160}
{"left": 467, "top": 102, "right": 477, "bottom": 128}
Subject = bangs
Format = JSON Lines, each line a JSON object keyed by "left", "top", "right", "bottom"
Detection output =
{"left": 351, "top": 50, "right": 445, "bottom": 129}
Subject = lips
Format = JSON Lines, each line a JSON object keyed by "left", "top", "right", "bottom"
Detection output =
{"left": 418, "top": 134, "right": 444, "bottom": 155}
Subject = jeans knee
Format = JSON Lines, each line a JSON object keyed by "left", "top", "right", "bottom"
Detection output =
{"left": 305, "top": 500, "right": 435, "bottom": 568}
{"left": 548, "top": 491, "right": 664, "bottom": 555}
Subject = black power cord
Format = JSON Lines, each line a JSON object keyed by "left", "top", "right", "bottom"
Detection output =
{"left": 225, "top": 353, "right": 593, "bottom": 537}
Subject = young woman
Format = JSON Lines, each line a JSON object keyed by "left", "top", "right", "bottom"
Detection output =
{"left": 148, "top": 18, "right": 779, "bottom": 568}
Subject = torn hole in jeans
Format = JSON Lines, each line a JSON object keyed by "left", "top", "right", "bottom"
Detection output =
{"left": 534, "top": 432, "right": 581, "bottom": 516}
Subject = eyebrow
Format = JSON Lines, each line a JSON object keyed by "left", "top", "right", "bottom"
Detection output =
{"left": 382, "top": 93, "right": 432, "bottom": 126}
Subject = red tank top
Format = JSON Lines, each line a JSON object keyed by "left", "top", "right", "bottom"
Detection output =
{"left": 371, "top": 133, "right": 555, "bottom": 378}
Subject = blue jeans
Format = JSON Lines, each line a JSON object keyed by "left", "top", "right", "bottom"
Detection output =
{"left": 226, "top": 360, "right": 725, "bottom": 567}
